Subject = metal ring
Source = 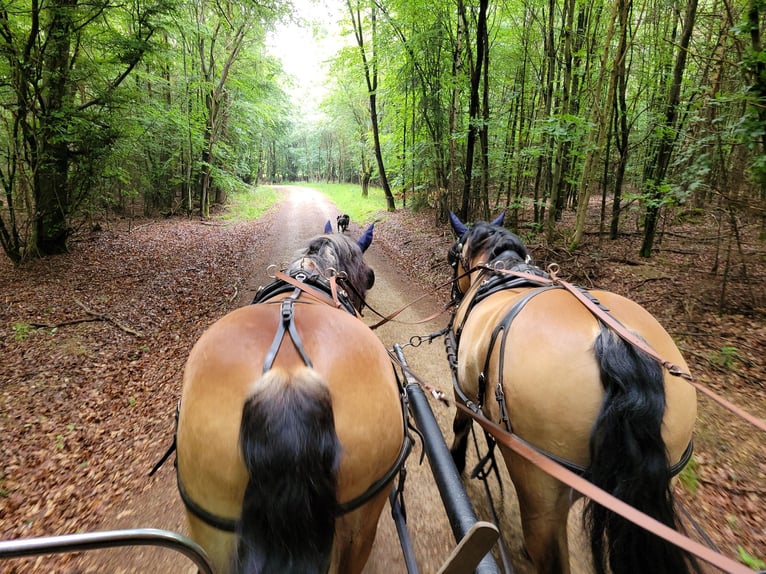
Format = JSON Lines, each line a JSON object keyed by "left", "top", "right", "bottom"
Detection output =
{"left": 266, "top": 264, "right": 278, "bottom": 278}
{"left": 547, "top": 263, "right": 560, "bottom": 278}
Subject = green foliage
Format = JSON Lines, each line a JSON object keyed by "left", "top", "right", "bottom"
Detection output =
{"left": 737, "top": 546, "right": 766, "bottom": 570}
{"left": 218, "top": 186, "right": 279, "bottom": 221}
{"left": 12, "top": 323, "right": 31, "bottom": 342}
{"left": 292, "top": 182, "right": 390, "bottom": 225}
{"left": 677, "top": 455, "right": 699, "bottom": 494}
{"left": 710, "top": 346, "right": 741, "bottom": 370}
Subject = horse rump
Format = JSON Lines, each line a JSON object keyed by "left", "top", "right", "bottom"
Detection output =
{"left": 585, "top": 327, "right": 699, "bottom": 574}
{"left": 233, "top": 366, "right": 342, "bottom": 574}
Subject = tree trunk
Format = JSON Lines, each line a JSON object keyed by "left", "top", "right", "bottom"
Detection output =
{"left": 640, "top": 0, "right": 698, "bottom": 257}
{"left": 34, "top": 0, "right": 77, "bottom": 255}
{"left": 610, "top": 0, "right": 632, "bottom": 239}
{"left": 347, "top": 1, "right": 396, "bottom": 211}
{"left": 569, "top": 0, "right": 620, "bottom": 249}
{"left": 458, "top": 0, "right": 489, "bottom": 221}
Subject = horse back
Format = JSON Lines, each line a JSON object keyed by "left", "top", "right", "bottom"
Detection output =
{"left": 177, "top": 300, "right": 404, "bottom": 571}
{"left": 456, "top": 286, "right": 696, "bottom": 469}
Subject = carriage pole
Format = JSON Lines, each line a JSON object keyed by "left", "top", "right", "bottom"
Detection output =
{"left": 393, "top": 344, "right": 501, "bottom": 574}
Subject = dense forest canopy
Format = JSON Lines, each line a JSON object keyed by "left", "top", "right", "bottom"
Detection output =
{"left": 0, "top": 0, "right": 764, "bottom": 263}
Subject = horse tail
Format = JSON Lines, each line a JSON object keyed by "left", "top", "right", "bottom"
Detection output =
{"left": 233, "top": 366, "right": 341, "bottom": 574}
{"left": 584, "top": 328, "right": 698, "bottom": 574}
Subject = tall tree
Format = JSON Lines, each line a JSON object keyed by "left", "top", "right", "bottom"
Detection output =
{"left": 347, "top": 0, "right": 396, "bottom": 211}
{"left": 457, "top": 0, "right": 489, "bottom": 221}
{"left": 0, "top": 0, "right": 166, "bottom": 260}
{"left": 640, "top": 0, "right": 699, "bottom": 257}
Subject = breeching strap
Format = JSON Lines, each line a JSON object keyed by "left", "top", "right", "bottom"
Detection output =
{"left": 479, "top": 264, "right": 766, "bottom": 433}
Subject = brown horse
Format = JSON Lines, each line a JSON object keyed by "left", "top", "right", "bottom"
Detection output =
{"left": 176, "top": 223, "right": 409, "bottom": 573}
{"left": 447, "top": 212, "right": 698, "bottom": 574}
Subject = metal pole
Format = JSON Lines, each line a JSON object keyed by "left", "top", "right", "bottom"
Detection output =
{"left": 0, "top": 528, "right": 214, "bottom": 574}
{"left": 394, "top": 344, "right": 500, "bottom": 574}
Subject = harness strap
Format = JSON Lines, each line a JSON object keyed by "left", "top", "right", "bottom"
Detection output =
{"left": 177, "top": 468, "right": 238, "bottom": 532}
{"left": 338, "top": 434, "right": 413, "bottom": 514}
{"left": 262, "top": 293, "right": 313, "bottom": 372}
{"left": 478, "top": 286, "right": 554, "bottom": 411}
{"left": 483, "top": 265, "right": 766, "bottom": 433}
{"left": 273, "top": 270, "right": 349, "bottom": 313}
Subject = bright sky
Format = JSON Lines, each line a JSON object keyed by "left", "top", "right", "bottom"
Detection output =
{"left": 266, "top": 0, "right": 349, "bottom": 119}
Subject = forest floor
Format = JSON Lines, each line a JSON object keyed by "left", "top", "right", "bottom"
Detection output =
{"left": 0, "top": 188, "right": 764, "bottom": 573}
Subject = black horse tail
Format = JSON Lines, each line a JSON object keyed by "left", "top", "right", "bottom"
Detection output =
{"left": 584, "top": 327, "right": 698, "bottom": 574}
{"left": 233, "top": 366, "right": 341, "bottom": 574}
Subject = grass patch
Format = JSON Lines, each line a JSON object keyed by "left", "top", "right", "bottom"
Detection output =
{"left": 290, "top": 182, "right": 390, "bottom": 225}
{"left": 218, "top": 185, "right": 279, "bottom": 221}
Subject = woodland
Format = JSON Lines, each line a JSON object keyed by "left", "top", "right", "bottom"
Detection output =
{"left": 0, "top": 0, "right": 765, "bottom": 265}
{"left": 0, "top": 0, "right": 765, "bottom": 570}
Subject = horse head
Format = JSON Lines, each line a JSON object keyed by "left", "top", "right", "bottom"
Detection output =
{"left": 448, "top": 211, "right": 531, "bottom": 296}
{"left": 291, "top": 223, "right": 376, "bottom": 311}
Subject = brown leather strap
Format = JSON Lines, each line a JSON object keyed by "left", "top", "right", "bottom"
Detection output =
{"left": 391, "top": 348, "right": 754, "bottom": 574}
{"left": 689, "top": 380, "right": 766, "bottom": 433}
{"left": 274, "top": 270, "right": 346, "bottom": 311}
{"left": 552, "top": 274, "right": 693, "bottom": 380}
{"left": 481, "top": 264, "right": 766, "bottom": 433}
{"left": 455, "top": 399, "right": 754, "bottom": 574}
{"left": 368, "top": 274, "right": 461, "bottom": 330}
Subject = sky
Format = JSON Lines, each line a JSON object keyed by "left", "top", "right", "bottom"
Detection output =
{"left": 266, "top": 0, "right": 349, "bottom": 119}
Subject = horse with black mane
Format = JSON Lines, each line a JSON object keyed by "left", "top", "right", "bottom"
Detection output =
{"left": 447, "top": 211, "right": 698, "bottom": 574}
{"left": 176, "top": 223, "right": 410, "bottom": 573}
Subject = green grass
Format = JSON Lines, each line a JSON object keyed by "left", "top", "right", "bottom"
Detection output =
{"left": 290, "top": 182, "right": 390, "bottom": 225}
{"left": 218, "top": 181, "right": 391, "bottom": 225}
{"left": 217, "top": 185, "right": 279, "bottom": 221}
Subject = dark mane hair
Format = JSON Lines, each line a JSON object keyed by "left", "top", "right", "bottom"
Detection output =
{"left": 463, "top": 221, "right": 529, "bottom": 266}
{"left": 287, "top": 234, "right": 375, "bottom": 311}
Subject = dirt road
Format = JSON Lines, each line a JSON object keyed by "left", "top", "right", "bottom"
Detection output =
{"left": 56, "top": 186, "right": 581, "bottom": 573}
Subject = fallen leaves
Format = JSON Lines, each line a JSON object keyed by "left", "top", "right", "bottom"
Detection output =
{"left": 0, "top": 207, "right": 764, "bottom": 570}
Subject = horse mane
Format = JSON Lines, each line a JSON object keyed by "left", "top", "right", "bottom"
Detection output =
{"left": 287, "top": 234, "right": 375, "bottom": 311}
{"left": 464, "top": 221, "right": 529, "bottom": 267}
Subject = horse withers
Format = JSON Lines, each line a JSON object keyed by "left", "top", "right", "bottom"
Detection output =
{"left": 176, "top": 222, "right": 408, "bottom": 573}
{"left": 447, "top": 211, "right": 698, "bottom": 574}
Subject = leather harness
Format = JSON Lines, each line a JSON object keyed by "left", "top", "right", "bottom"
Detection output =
{"left": 157, "top": 268, "right": 412, "bottom": 532}
{"left": 449, "top": 260, "right": 694, "bottom": 479}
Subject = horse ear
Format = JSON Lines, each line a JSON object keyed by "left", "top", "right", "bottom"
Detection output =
{"left": 491, "top": 210, "right": 506, "bottom": 227}
{"left": 449, "top": 211, "right": 468, "bottom": 236}
{"left": 357, "top": 223, "right": 374, "bottom": 252}
{"left": 324, "top": 220, "right": 332, "bottom": 234}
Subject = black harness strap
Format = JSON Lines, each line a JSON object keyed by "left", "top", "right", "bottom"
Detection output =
{"left": 177, "top": 468, "right": 238, "bottom": 532}
{"left": 262, "top": 292, "right": 313, "bottom": 371}
{"left": 338, "top": 364, "right": 414, "bottom": 513}
{"left": 162, "top": 272, "right": 413, "bottom": 533}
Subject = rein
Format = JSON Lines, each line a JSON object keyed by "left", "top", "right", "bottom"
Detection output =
{"left": 474, "top": 263, "right": 766, "bottom": 433}
{"left": 340, "top": 272, "right": 462, "bottom": 330}
{"left": 392, "top": 355, "right": 752, "bottom": 574}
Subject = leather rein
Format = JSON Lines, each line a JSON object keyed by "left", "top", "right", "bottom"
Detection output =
{"left": 428, "top": 258, "right": 759, "bottom": 574}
